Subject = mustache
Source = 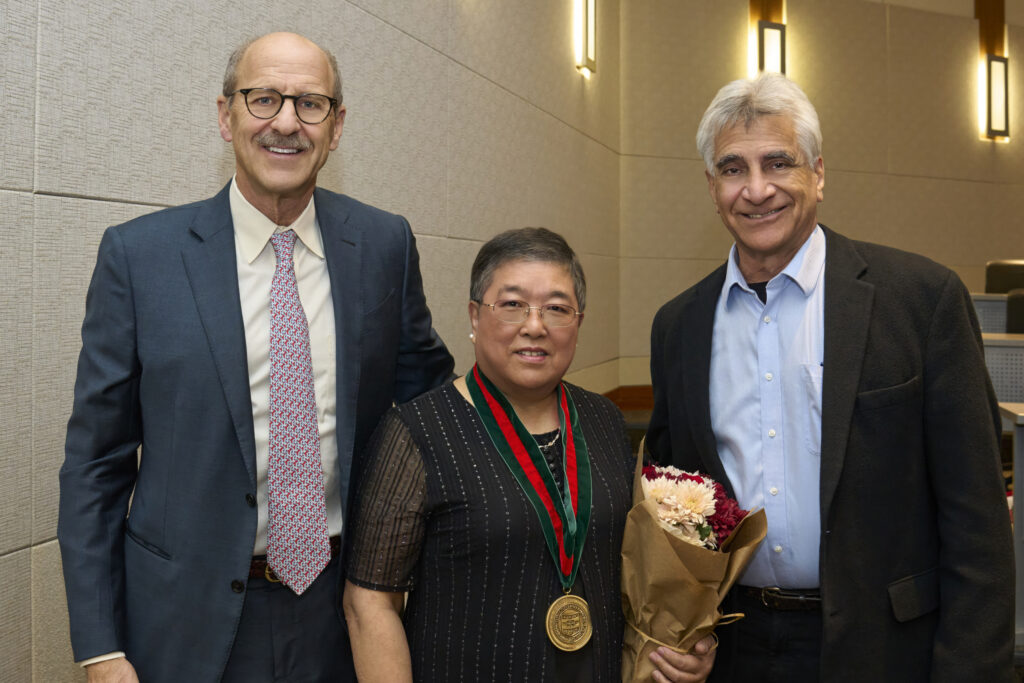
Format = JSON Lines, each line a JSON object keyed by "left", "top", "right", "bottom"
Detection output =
{"left": 255, "top": 132, "right": 312, "bottom": 151}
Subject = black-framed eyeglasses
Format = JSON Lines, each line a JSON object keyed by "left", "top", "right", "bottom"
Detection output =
{"left": 477, "top": 299, "right": 582, "bottom": 327}
{"left": 229, "top": 88, "right": 338, "bottom": 124}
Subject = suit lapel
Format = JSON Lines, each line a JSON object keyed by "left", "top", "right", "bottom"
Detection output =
{"left": 683, "top": 266, "right": 733, "bottom": 488}
{"left": 314, "top": 189, "right": 361, "bottom": 514}
{"left": 180, "top": 184, "right": 258, "bottom": 485}
{"left": 818, "top": 227, "right": 873, "bottom": 519}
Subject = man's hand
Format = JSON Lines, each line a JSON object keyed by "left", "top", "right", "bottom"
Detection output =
{"left": 649, "top": 633, "right": 717, "bottom": 683}
{"left": 85, "top": 658, "right": 139, "bottom": 683}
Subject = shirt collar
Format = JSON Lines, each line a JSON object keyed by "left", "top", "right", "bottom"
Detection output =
{"left": 722, "top": 225, "right": 826, "bottom": 303}
{"left": 229, "top": 177, "right": 324, "bottom": 264}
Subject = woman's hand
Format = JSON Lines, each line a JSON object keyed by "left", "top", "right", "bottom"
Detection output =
{"left": 649, "top": 633, "right": 717, "bottom": 683}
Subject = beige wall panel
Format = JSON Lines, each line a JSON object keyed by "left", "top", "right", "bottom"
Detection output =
{"left": 882, "top": 0, "right": 972, "bottom": 18}
{"left": 331, "top": 6, "right": 449, "bottom": 237}
{"left": 416, "top": 234, "right": 479, "bottom": 376}
{"left": 32, "top": 542, "right": 83, "bottom": 682}
{"left": 449, "top": 0, "right": 621, "bottom": 150}
{"left": 1010, "top": 1, "right": 1024, "bottom": 27}
{"left": 954, "top": 264, "right": 986, "bottom": 291}
{"left": 620, "top": 156, "right": 731, "bottom": 259}
{"left": 2, "top": 4, "right": 35, "bottom": 191}
{"left": 0, "top": 549, "right": 31, "bottom": 679}
{"left": 620, "top": 0, "right": 748, "bottom": 158}
{"left": 823, "top": 169, "right": 1024, "bottom": 270}
{"left": 347, "top": 0, "right": 450, "bottom": 53}
{"left": 888, "top": 8, "right": 1024, "bottom": 183}
{"left": 815, "top": 169, "right": 893, "bottom": 246}
{"left": 447, "top": 66, "right": 619, "bottom": 257}
{"left": 36, "top": 0, "right": 235, "bottom": 205}
{"left": 575, "top": 253, "right": 620, "bottom": 370}
{"left": 33, "top": 197, "right": 154, "bottom": 543}
{"left": 566, "top": 359, "right": 619, "bottom": 394}
{"left": 619, "top": 257, "right": 724, "bottom": 357}
{"left": 787, "top": 0, "right": 888, "bottom": 174}
{"left": 619, "top": 356, "right": 653, "bottom": 386}
{"left": 1, "top": 192, "right": 34, "bottom": 555}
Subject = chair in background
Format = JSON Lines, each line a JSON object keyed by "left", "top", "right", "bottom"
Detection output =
{"left": 1007, "top": 289, "right": 1024, "bottom": 334}
{"left": 985, "top": 260, "right": 1024, "bottom": 293}
{"left": 973, "top": 293, "right": 1009, "bottom": 333}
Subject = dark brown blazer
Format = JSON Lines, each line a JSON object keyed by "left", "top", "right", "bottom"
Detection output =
{"left": 647, "top": 226, "right": 1014, "bottom": 682}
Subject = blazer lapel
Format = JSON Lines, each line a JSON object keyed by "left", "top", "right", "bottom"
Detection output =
{"left": 818, "top": 227, "right": 873, "bottom": 519}
{"left": 683, "top": 265, "right": 733, "bottom": 489}
{"left": 180, "top": 184, "right": 258, "bottom": 485}
{"left": 314, "top": 189, "right": 361, "bottom": 514}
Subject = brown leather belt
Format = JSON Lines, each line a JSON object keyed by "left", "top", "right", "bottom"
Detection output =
{"left": 249, "top": 536, "right": 341, "bottom": 582}
{"left": 737, "top": 585, "right": 822, "bottom": 611}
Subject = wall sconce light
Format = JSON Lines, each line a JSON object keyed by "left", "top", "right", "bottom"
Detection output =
{"left": 574, "top": 0, "right": 596, "bottom": 77}
{"left": 758, "top": 20, "right": 786, "bottom": 74}
{"left": 987, "top": 54, "right": 1009, "bottom": 138}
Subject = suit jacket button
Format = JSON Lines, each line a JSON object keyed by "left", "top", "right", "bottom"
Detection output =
{"left": 245, "top": 493, "right": 256, "bottom": 507}
{"left": 231, "top": 580, "right": 245, "bottom": 593}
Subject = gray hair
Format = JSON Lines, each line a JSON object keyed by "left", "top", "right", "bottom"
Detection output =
{"left": 470, "top": 228, "right": 587, "bottom": 312}
{"left": 696, "top": 73, "right": 821, "bottom": 174}
{"left": 222, "top": 34, "right": 343, "bottom": 104}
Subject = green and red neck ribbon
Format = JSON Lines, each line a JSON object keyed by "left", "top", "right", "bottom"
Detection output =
{"left": 466, "top": 364, "right": 592, "bottom": 590}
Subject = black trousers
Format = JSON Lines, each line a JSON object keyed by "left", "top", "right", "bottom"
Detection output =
{"left": 710, "top": 589, "right": 824, "bottom": 683}
{"left": 222, "top": 555, "right": 355, "bottom": 682}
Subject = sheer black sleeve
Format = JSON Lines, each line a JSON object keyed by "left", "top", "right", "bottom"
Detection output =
{"left": 346, "top": 410, "right": 426, "bottom": 592}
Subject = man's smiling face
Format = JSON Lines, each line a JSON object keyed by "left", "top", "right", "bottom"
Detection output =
{"left": 217, "top": 32, "right": 345, "bottom": 218}
{"left": 706, "top": 114, "right": 824, "bottom": 281}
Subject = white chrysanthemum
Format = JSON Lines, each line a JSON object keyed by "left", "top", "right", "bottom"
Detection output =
{"left": 675, "top": 479, "right": 716, "bottom": 519}
{"left": 641, "top": 475, "right": 678, "bottom": 503}
{"left": 659, "top": 515, "right": 706, "bottom": 547}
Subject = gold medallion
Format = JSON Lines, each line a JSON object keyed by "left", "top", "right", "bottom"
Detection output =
{"left": 545, "top": 593, "right": 592, "bottom": 651}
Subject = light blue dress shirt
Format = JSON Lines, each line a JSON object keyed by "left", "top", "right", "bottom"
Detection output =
{"left": 709, "top": 226, "right": 826, "bottom": 588}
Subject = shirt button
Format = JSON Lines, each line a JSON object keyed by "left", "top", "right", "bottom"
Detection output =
{"left": 773, "top": 545, "right": 783, "bottom": 554}
{"left": 763, "top": 315, "right": 772, "bottom": 323}
{"left": 245, "top": 493, "right": 257, "bottom": 507}
{"left": 765, "top": 372, "right": 774, "bottom": 381}
{"left": 769, "top": 487, "right": 779, "bottom": 496}
{"left": 231, "top": 580, "right": 245, "bottom": 593}
{"left": 768, "top": 429, "right": 777, "bottom": 438}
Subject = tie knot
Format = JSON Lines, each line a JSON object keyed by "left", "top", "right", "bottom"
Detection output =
{"left": 270, "top": 230, "right": 298, "bottom": 262}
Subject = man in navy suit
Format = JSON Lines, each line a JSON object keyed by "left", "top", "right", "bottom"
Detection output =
{"left": 58, "top": 31, "right": 454, "bottom": 682}
{"left": 647, "top": 74, "right": 1013, "bottom": 681}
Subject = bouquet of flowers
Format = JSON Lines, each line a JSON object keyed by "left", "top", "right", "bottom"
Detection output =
{"left": 621, "top": 445, "right": 766, "bottom": 682}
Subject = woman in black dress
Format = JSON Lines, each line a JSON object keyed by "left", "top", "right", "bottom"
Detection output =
{"left": 342, "top": 228, "right": 713, "bottom": 682}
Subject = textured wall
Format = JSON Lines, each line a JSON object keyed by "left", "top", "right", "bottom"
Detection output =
{"left": 619, "top": 0, "right": 1024, "bottom": 380}
{"left": 1, "top": 0, "right": 620, "bottom": 678}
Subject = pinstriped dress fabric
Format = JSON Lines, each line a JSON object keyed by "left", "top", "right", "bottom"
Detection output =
{"left": 347, "top": 382, "right": 633, "bottom": 682}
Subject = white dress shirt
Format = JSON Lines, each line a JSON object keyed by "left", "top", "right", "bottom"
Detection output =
{"left": 230, "top": 179, "right": 341, "bottom": 555}
{"left": 709, "top": 226, "right": 826, "bottom": 588}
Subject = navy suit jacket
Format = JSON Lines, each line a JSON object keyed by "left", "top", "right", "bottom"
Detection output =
{"left": 647, "top": 227, "right": 1014, "bottom": 682}
{"left": 58, "top": 183, "right": 454, "bottom": 681}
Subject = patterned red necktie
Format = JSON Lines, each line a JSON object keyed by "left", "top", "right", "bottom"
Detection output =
{"left": 266, "top": 229, "right": 330, "bottom": 594}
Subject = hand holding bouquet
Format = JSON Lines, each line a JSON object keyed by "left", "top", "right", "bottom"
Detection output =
{"left": 621, "top": 446, "right": 766, "bottom": 682}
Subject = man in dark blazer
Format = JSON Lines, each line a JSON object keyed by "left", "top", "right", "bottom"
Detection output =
{"left": 58, "top": 32, "right": 453, "bottom": 682}
{"left": 646, "top": 73, "right": 1013, "bottom": 682}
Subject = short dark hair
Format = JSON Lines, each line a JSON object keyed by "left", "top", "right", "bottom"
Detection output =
{"left": 222, "top": 33, "right": 343, "bottom": 104}
{"left": 470, "top": 227, "right": 586, "bottom": 311}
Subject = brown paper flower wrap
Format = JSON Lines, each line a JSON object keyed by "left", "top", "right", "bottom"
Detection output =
{"left": 620, "top": 447, "right": 767, "bottom": 682}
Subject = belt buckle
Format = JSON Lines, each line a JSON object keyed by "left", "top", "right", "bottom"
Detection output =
{"left": 264, "top": 564, "right": 281, "bottom": 583}
{"left": 760, "top": 586, "right": 781, "bottom": 609}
